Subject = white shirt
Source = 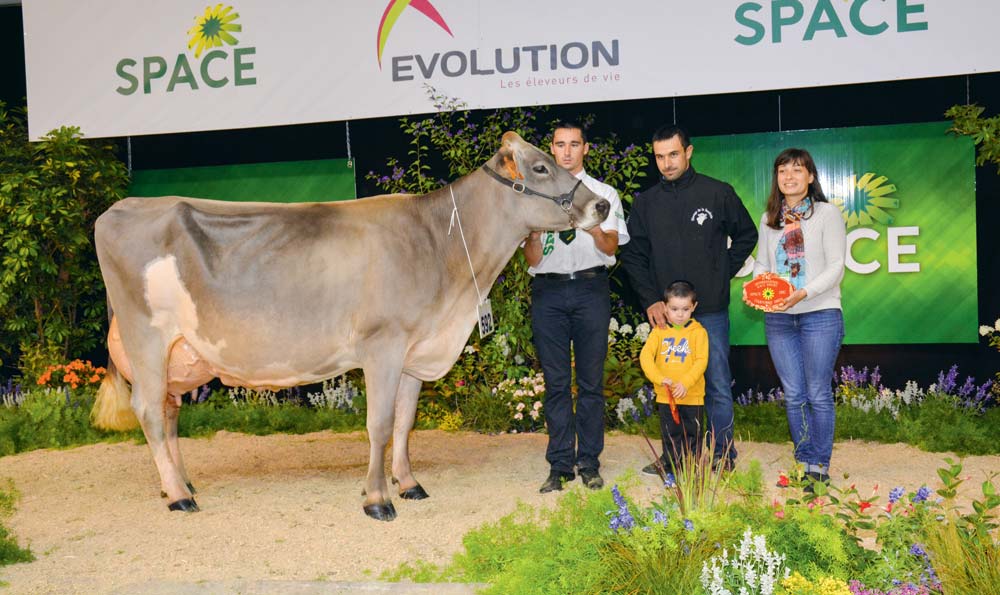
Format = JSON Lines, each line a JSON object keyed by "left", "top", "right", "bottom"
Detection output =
{"left": 528, "top": 169, "right": 630, "bottom": 275}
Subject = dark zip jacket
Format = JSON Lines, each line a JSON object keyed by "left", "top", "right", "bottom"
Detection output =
{"left": 621, "top": 166, "right": 758, "bottom": 314}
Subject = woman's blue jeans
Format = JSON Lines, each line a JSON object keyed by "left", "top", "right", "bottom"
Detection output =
{"left": 764, "top": 308, "right": 844, "bottom": 473}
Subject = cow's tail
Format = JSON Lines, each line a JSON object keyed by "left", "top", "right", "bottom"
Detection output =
{"left": 91, "top": 307, "right": 140, "bottom": 431}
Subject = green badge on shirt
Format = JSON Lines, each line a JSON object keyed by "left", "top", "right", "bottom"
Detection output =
{"left": 558, "top": 229, "right": 576, "bottom": 244}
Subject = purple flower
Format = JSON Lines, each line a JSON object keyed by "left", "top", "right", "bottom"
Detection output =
{"left": 664, "top": 473, "right": 676, "bottom": 489}
{"left": 937, "top": 365, "right": 959, "bottom": 394}
{"left": 889, "top": 486, "right": 905, "bottom": 504}
{"left": 608, "top": 485, "right": 636, "bottom": 533}
{"left": 909, "top": 543, "right": 927, "bottom": 557}
{"left": 871, "top": 365, "right": 882, "bottom": 388}
{"left": 683, "top": 519, "right": 694, "bottom": 531}
{"left": 651, "top": 509, "right": 668, "bottom": 525}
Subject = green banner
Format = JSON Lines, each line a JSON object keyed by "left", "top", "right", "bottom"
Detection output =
{"left": 129, "top": 159, "right": 356, "bottom": 203}
{"left": 693, "top": 122, "right": 977, "bottom": 345}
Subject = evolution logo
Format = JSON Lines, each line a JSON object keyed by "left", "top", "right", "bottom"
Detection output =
{"left": 115, "top": 4, "right": 257, "bottom": 95}
{"left": 375, "top": 0, "right": 621, "bottom": 82}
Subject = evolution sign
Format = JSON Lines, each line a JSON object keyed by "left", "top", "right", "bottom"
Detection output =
{"left": 21, "top": 0, "right": 1000, "bottom": 140}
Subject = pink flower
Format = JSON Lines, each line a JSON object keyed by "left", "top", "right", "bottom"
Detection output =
{"left": 455, "top": 380, "right": 465, "bottom": 387}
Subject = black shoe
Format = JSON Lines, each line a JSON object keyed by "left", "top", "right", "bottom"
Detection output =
{"left": 539, "top": 471, "right": 575, "bottom": 493}
{"left": 579, "top": 468, "right": 604, "bottom": 490}
{"left": 641, "top": 461, "right": 664, "bottom": 477}
{"left": 802, "top": 471, "right": 830, "bottom": 494}
{"left": 712, "top": 458, "right": 735, "bottom": 474}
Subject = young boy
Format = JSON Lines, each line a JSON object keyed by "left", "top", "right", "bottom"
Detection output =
{"left": 639, "top": 280, "right": 709, "bottom": 476}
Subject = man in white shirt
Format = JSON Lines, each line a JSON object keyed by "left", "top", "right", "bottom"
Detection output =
{"left": 523, "top": 121, "right": 630, "bottom": 493}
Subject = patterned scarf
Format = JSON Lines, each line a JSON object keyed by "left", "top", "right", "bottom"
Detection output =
{"left": 775, "top": 197, "right": 811, "bottom": 290}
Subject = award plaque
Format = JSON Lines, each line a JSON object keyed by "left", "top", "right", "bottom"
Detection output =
{"left": 742, "top": 273, "right": 794, "bottom": 312}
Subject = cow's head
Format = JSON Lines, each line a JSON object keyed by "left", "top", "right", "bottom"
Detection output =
{"left": 485, "top": 131, "right": 610, "bottom": 231}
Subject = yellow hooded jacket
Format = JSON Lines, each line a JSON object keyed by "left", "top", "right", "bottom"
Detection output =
{"left": 638, "top": 319, "right": 709, "bottom": 406}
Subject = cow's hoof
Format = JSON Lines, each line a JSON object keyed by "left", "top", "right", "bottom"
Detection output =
{"left": 167, "top": 498, "right": 200, "bottom": 512}
{"left": 363, "top": 501, "right": 397, "bottom": 521}
{"left": 161, "top": 483, "right": 196, "bottom": 498}
{"left": 399, "top": 484, "right": 429, "bottom": 500}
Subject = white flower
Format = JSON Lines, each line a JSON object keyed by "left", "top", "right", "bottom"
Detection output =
{"left": 516, "top": 402, "right": 525, "bottom": 411}
{"left": 620, "top": 324, "right": 633, "bottom": 336}
{"left": 464, "top": 344, "right": 477, "bottom": 354}
{"left": 996, "top": 318, "right": 1000, "bottom": 331}
{"left": 981, "top": 325, "right": 994, "bottom": 336}
{"left": 529, "top": 410, "right": 539, "bottom": 419}
{"left": 514, "top": 354, "right": 525, "bottom": 365}
{"left": 635, "top": 322, "right": 651, "bottom": 342}
{"left": 514, "top": 412, "right": 523, "bottom": 420}
{"left": 533, "top": 401, "right": 543, "bottom": 410}
{"left": 609, "top": 317, "right": 620, "bottom": 333}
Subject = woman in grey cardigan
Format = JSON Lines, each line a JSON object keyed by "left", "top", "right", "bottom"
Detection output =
{"left": 753, "top": 148, "right": 847, "bottom": 491}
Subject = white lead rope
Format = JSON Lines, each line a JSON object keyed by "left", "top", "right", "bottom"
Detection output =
{"left": 448, "top": 186, "right": 485, "bottom": 305}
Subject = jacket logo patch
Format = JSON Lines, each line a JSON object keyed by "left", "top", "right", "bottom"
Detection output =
{"left": 691, "top": 208, "right": 714, "bottom": 226}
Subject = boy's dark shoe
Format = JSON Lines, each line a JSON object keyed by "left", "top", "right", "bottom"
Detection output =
{"left": 579, "top": 468, "right": 604, "bottom": 490}
{"left": 642, "top": 459, "right": 669, "bottom": 477}
{"left": 539, "top": 470, "right": 575, "bottom": 493}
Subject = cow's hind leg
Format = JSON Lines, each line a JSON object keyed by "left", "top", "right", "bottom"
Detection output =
{"left": 131, "top": 365, "right": 197, "bottom": 511}
{"left": 391, "top": 372, "right": 429, "bottom": 500}
{"left": 361, "top": 361, "right": 403, "bottom": 521}
{"left": 162, "top": 393, "right": 196, "bottom": 497}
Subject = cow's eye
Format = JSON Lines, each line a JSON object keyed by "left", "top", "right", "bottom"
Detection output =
{"left": 532, "top": 164, "right": 549, "bottom": 174}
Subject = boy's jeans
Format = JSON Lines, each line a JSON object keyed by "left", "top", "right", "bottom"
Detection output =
{"left": 765, "top": 308, "right": 844, "bottom": 473}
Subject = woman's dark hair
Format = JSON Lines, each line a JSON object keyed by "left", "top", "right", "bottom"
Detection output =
{"left": 764, "top": 148, "right": 828, "bottom": 230}
{"left": 664, "top": 280, "right": 697, "bottom": 302}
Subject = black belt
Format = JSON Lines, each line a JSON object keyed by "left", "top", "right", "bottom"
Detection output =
{"left": 534, "top": 266, "right": 607, "bottom": 280}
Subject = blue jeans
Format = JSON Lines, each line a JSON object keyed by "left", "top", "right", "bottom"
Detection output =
{"left": 698, "top": 310, "right": 736, "bottom": 463}
{"left": 531, "top": 273, "right": 610, "bottom": 473}
{"left": 765, "top": 308, "right": 844, "bottom": 473}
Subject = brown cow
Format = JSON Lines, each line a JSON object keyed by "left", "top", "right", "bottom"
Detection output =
{"left": 92, "top": 132, "right": 610, "bottom": 520}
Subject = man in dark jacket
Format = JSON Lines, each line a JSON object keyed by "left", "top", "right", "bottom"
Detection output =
{"left": 622, "top": 125, "right": 758, "bottom": 471}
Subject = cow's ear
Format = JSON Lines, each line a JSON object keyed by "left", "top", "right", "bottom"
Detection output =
{"left": 499, "top": 132, "right": 524, "bottom": 180}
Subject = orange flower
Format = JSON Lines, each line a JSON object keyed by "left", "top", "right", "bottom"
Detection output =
{"left": 89, "top": 374, "right": 101, "bottom": 383}
{"left": 37, "top": 371, "right": 51, "bottom": 385}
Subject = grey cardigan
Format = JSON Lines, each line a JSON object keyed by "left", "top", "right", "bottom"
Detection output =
{"left": 753, "top": 201, "right": 847, "bottom": 314}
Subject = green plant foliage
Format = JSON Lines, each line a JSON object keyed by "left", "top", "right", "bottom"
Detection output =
{"left": 946, "top": 103, "right": 1000, "bottom": 173}
{"left": 0, "top": 479, "right": 34, "bottom": 567}
{"left": 0, "top": 386, "right": 120, "bottom": 455}
{"left": 0, "top": 102, "right": 130, "bottom": 366}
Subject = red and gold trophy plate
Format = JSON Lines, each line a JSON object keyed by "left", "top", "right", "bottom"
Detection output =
{"left": 742, "top": 273, "right": 794, "bottom": 312}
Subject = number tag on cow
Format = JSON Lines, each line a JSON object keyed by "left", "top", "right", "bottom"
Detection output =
{"left": 477, "top": 299, "right": 495, "bottom": 338}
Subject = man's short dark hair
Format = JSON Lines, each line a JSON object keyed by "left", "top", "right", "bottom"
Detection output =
{"left": 552, "top": 120, "right": 587, "bottom": 143}
{"left": 664, "top": 280, "right": 697, "bottom": 302}
{"left": 651, "top": 125, "right": 690, "bottom": 148}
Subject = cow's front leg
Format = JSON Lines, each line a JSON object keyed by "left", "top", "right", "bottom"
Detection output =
{"left": 361, "top": 361, "right": 403, "bottom": 521}
{"left": 391, "top": 372, "right": 428, "bottom": 500}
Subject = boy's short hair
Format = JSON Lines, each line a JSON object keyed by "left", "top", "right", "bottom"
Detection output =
{"left": 664, "top": 280, "right": 697, "bottom": 302}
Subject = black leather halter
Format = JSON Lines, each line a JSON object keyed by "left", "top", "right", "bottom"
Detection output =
{"left": 480, "top": 164, "right": 583, "bottom": 212}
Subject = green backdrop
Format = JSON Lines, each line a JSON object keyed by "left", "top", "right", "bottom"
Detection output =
{"left": 129, "top": 159, "right": 356, "bottom": 203}
{"left": 693, "top": 122, "right": 977, "bottom": 345}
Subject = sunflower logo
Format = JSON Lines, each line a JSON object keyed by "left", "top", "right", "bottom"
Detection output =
{"left": 762, "top": 288, "right": 775, "bottom": 300}
{"left": 831, "top": 172, "right": 900, "bottom": 229}
{"left": 188, "top": 4, "right": 242, "bottom": 58}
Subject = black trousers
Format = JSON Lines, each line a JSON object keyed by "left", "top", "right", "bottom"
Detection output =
{"left": 658, "top": 403, "right": 704, "bottom": 471}
{"left": 531, "top": 272, "right": 610, "bottom": 473}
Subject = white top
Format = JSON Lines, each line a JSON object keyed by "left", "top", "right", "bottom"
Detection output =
{"left": 753, "top": 201, "right": 847, "bottom": 314}
{"left": 528, "top": 169, "right": 630, "bottom": 275}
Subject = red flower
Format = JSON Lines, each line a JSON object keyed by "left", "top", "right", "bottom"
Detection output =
{"left": 777, "top": 474, "right": 789, "bottom": 487}
{"left": 858, "top": 501, "right": 872, "bottom": 513}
